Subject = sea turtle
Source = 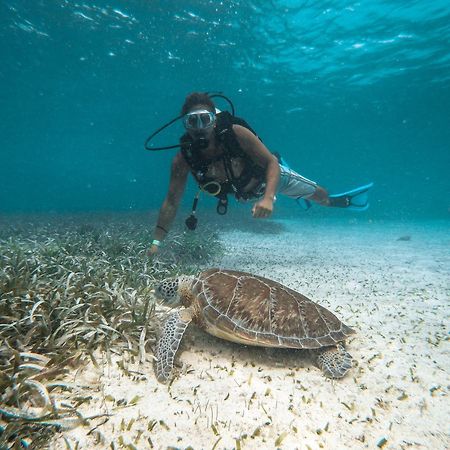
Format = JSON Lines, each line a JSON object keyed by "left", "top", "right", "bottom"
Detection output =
{"left": 154, "top": 268, "right": 355, "bottom": 382}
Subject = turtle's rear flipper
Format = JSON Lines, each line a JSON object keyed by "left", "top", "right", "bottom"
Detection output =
{"left": 313, "top": 344, "right": 353, "bottom": 378}
{"left": 155, "top": 309, "right": 192, "bottom": 383}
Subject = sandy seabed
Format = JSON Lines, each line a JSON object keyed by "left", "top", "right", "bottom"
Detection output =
{"left": 53, "top": 218, "right": 449, "bottom": 450}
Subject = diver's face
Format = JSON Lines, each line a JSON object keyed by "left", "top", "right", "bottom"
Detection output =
{"left": 184, "top": 104, "right": 216, "bottom": 140}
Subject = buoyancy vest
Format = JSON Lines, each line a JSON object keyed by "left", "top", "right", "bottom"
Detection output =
{"left": 180, "top": 111, "right": 266, "bottom": 201}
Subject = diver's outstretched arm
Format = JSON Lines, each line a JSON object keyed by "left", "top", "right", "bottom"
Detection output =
{"left": 149, "top": 153, "right": 190, "bottom": 255}
{"left": 233, "top": 124, "right": 280, "bottom": 218}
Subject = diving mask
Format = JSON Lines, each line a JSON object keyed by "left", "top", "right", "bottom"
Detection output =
{"left": 183, "top": 109, "right": 216, "bottom": 130}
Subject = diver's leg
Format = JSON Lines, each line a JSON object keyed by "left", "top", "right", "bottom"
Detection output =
{"left": 305, "top": 185, "right": 330, "bottom": 206}
{"left": 277, "top": 164, "right": 373, "bottom": 210}
{"left": 277, "top": 164, "right": 328, "bottom": 205}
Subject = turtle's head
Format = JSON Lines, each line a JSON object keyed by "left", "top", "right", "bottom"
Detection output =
{"left": 154, "top": 275, "right": 194, "bottom": 306}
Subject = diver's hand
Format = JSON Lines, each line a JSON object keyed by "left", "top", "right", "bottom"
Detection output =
{"left": 252, "top": 198, "right": 274, "bottom": 218}
{"left": 147, "top": 244, "right": 159, "bottom": 257}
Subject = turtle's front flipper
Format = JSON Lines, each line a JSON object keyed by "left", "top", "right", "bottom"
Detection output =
{"left": 313, "top": 344, "right": 353, "bottom": 379}
{"left": 155, "top": 308, "right": 193, "bottom": 383}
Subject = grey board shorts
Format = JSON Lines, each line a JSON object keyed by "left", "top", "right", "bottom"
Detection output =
{"left": 245, "top": 164, "right": 317, "bottom": 202}
{"left": 276, "top": 164, "right": 317, "bottom": 199}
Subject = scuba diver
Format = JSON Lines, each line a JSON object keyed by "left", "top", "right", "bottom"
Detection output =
{"left": 146, "top": 92, "right": 373, "bottom": 256}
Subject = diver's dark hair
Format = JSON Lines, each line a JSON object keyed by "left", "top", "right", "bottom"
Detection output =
{"left": 181, "top": 92, "right": 215, "bottom": 115}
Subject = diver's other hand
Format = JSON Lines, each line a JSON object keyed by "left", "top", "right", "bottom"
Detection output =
{"left": 252, "top": 198, "right": 273, "bottom": 218}
{"left": 147, "top": 244, "right": 159, "bottom": 257}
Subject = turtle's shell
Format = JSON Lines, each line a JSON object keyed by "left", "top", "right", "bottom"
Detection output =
{"left": 191, "top": 268, "right": 355, "bottom": 349}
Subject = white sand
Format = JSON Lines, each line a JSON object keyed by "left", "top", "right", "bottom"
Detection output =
{"left": 53, "top": 219, "right": 449, "bottom": 450}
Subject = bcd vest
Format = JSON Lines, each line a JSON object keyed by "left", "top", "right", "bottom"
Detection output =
{"left": 180, "top": 111, "right": 266, "bottom": 201}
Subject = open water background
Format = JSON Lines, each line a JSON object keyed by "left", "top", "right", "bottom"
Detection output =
{"left": 1, "top": 0, "right": 449, "bottom": 219}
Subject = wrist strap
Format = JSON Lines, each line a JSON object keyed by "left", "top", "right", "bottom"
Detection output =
{"left": 151, "top": 239, "right": 161, "bottom": 247}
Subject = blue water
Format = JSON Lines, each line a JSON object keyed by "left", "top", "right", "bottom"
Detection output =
{"left": 1, "top": 1, "right": 449, "bottom": 219}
